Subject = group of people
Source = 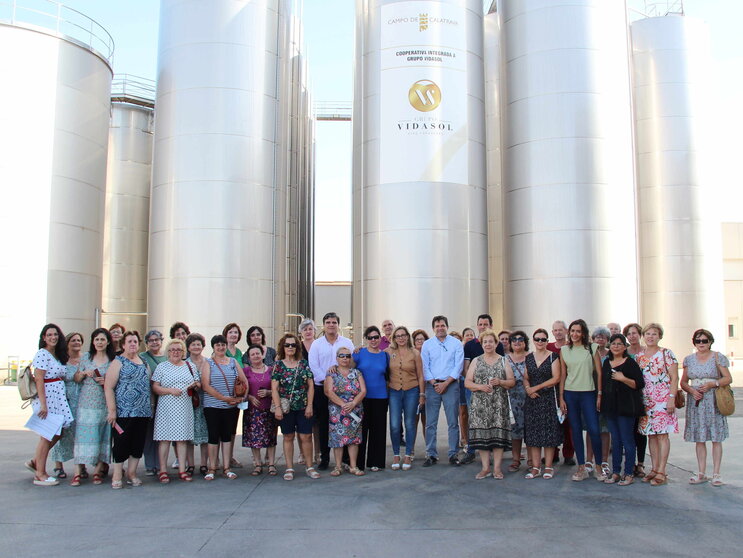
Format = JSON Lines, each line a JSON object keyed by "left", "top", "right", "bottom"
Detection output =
{"left": 24, "top": 312, "right": 732, "bottom": 489}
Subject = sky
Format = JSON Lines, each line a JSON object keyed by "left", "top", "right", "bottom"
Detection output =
{"left": 35, "top": 0, "right": 743, "bottom": 282}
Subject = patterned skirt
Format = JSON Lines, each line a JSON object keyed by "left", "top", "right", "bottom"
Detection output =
{"left": 242, "top": 407, "right": 277, "bottom": 448}
{"left": 193, "top": 404, "right": 209, "bottom": 445}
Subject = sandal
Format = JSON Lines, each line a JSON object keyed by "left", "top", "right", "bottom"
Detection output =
{"left": 100, "top": 463, "right": 110, "bottom": 478}
{"left": 223, "top": 469, "right": 238, "bottom": 480}
{"left": 251, "top": 465, "right": 263, "bottom": 476}
{"left": 633, "top": 463, "right": 645, "bottom": 478}
{"left": 204, "top": 470, "right": 216, "bottom": 481}
{"left": 572, "top": 468, "right": 589, "bottom": 482}
{"left": 642, "top": 470, "right": 658, "bottom": 483}
{"left": 80, "top": 465, "right": 89, "bottom": 479}
{"left": 179, "top": 471, "right": 193, "bottom": 482}
{"left": 53, "top": 467, "right": 67, "bottom": 479}
{"left": 267, "top": 464, "right": 278, "bottom": 476}
{"left": 349, "top": 467, "right": 365, "bottom": 476}
{"left": 711, "top": 474, "right": 723, "bottom": 487}
{"left": 330, "top": 467, "right": 343, "bottom": 477}
{"left": 306, "top": 467, "right": 320, "bottom": 479}
{"left": 199, "top": 465, "right": 208, "bottom": 476}
{"left": 475, "top": 469, "right": 492, "bottom": 480}
{"left": 524, "top": 467, "right": 541, "bottom": 479}
{"left": 508, "top": 460, "right": 521, "bottom": 473}
{"left": 689, "top": 472, "right": 708, "bottom": 485}
{"left": 186, "top": 466, "right": 195, "bottom": 476}
{"left": 600, "top": 462, "right": 611, "bottom": 477}
{"left": 283, "top": 468, "right": 295, "bottom": 481}
{"left": 543, "top": 467, "right": 555, "bottom": 479}
{"left": 493, "top": 471, "right": 504, "bottom": 480}
{"left": 584, "top": 461, "right": 594, "bottom": 473}
{"left": 126, "top": 477, "right": 143, "bottom": 487}
{"left": 158, "top": 472, "right": 170, "bottom": 484}
{"left": 93, "top": 473, "right": 103, "bottom": 485}
{"left": 33, "top": 475, "right": 59, "bottom": 486}
{"left": 70, "top": 474, "right": 82, "bottom": 487}
{"left": 111, "top": 479, "right": 123, "bottom": 489}
{"left": 391, "top": 456, "right": 401, "bottom": 470}
{"left": 650, "top": 472, "right": 667, "bottom": 486}
{"left": 618, "top": 474, "right": 634, "bottom": 486}
{"left": 604, "top": 473, "right": 621, "bottom": 484}
{"left": 402, "top": 455, "right": 413, "bottom": 471}
{"left": 24, "top": 459, "right": 36, "bottom": 474}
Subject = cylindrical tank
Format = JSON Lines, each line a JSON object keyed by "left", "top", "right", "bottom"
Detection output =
{"left": 149, "top": 0, "right": 283, "bottom": 341}
{"left": 353, "top": 0, "right": 488, "bottom": 338}
{"left": 501, "top": 0, "right": 638, "bottom": 332}
{"left": 484, "top": 6, "right": 504, "bottom": 328}
{"left": 0, "top": 6, "right": 112, "bottom": 363}
{"left": 102, "top": 77, "right": 156, "bottom": 336}
{"left": 631, "top": 15, "right": 725, "bottom": 355}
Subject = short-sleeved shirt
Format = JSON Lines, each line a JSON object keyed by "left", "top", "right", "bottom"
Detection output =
{"left": 561, "top": 343, "right": 599, "bottom": 392}
{"left": 354, "top": 348, "right": 388, "bottom": 399}
{"left": 272, "top": 359, "right": 313, "bottom": 411}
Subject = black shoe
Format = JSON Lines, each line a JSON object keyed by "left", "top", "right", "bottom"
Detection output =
{"left": 460, "top": 452, "right": 476, "bottom": 465}
{"left": 449, "top": 456, "right": 461, "bottom": 466}
{"left": 422, "top": 456, "right": 438, "bottom": 467}
{"left": 317, "top": 461, "right": 329, "bottom": 471}
{"left": 564, "top": 457, "right": 576, "bottom": 466}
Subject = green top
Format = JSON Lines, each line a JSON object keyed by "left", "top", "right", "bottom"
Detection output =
{"left": 226, "top": 347, "right": 243, "bottom": 366}
{"left": 561, "top": 343, "right": 599, "bottom": 392}
{"left": 139, "top": 351, "right": 167, "bottom": 379}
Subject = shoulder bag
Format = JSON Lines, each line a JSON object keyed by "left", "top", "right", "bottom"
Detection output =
{"left": 185, "top": 361, "right": 199, "bottom": 409}
{"left": 18, "top": 364, "right": 37, "bottom": 405}
{"left": 714, "top": 352, "right": 735, "bottom": 416}
{"left": 270, "top": 363, "right": 297, "bottom": 414}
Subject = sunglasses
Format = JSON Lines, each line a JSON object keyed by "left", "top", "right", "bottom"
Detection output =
{"left": 284, "top": 343, "right": 297, "bottom": 348}
{"left": 510, "top": 337, "right": 525, "bottom": 343}
{"left": 533, "top": 337, "right": 548, "bottom": 343}
{"left": 337, "top": 353, "right": 352, "bottom": 359}
{"left": 367, "top": 335, "right": 380, "bottom": 340}
{"left": 694, "top": 338, "right": 710, "bottom": 345}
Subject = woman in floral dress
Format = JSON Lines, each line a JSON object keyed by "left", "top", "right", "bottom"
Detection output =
{"left": 636, "top": 323, "right": 679, "bottom": 486}
{"left": 243, "top": 344, "right": 278, "bottom": 476}
{"left": 681, "top": 328, "right": 733, "bottom": 487}
{"left": 325, "top": 346, "right": 367, "bottom": 477}
{"left": 505, "top": 331, "right": 528, "bottom": 472}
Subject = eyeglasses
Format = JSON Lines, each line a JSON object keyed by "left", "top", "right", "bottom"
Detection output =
{"left": 284, "top": 343, "right": 297, "bottom": 348}
{"left": 510, "top": 337, "right": 525, "bottom": 343}
{"left": 168, "top": 348, "right": 183, "bottom": 353}
{"left": 694, "top": 338, "right": 710, "bottom": 345}
{"left": 337, "top": 353, "right": 352, "bottom": 358}
{"left": 533, "top": 337, "right": 548, "bottom": 343}
{"left": 367, "top": 335, "right": 380, "bottom": 340}
{"left": 394, "top": 333, "right": 408, "bottom": 339}
{"left": 147, "top": 338, "right": 162, "bottom": 343}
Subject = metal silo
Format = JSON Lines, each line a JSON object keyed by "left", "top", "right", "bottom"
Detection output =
{"left": 501, "top": 0, "right": 638, "bottom": 332}
{"left": 353, "top": 0, "right": 488, "bottom": 337}
{"left": 631, "top": 14, "right": 725, "bottom": 354}
{"left": 484, "top": 4, "right": 504, "bottom": 328}
{"left": 149, "top": 0, "right": 285, "bottom": 341}
{"left": 102, "top": 76, "right": 156, "bottom": 336}
{"left": 0, "top": 3, "right": 113, "bottom": 363}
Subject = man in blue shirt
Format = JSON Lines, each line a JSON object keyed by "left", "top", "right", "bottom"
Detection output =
{"left": 421, "top": 315, "right": 464, "bottom": 466}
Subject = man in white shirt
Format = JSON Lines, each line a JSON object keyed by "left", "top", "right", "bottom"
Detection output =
{"left": 421, "top": 315, "right": 464, "bottom": 466}
{"left": 308, "top": 312, "right": 354, "bottom": 470}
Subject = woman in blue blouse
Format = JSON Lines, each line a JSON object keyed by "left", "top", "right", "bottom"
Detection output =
{"left": 355, "top": 326, "right": 389, "bottom": 471}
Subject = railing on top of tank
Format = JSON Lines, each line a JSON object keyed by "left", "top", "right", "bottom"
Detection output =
{"left": 111, "top": 74, "right": 156, "bottom": 105}
{"left": 0, "top": 0, "right": 114, "bottom": 63}
{"left": 633, "top": 0, "right": 684, "bottom": 18}
{"left": 313, "top": 101, "right": 352, "bottom": 122}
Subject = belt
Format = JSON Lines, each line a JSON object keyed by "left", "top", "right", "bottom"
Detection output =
{"left": 43, "top": 378, "right": 62, "bottom": 383}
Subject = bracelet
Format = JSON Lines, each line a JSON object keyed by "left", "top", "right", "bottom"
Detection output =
{"left": 597, "top": 391, "right": 602, "bottom": 395}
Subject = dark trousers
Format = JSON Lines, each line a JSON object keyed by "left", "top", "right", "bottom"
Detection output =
{"left": 111, "top": 417, "right": 149, "bottom": 463}
{"left": 634, "top": 417, "right": 647, "bottom": 464}
{"left": 561, "top": 421, "right": 575, "bottom": 459}
{"left": 358, "top": 398, "right": 388, "bottom": 470}
{"left": 142, "top": 416, "right": 158, "bottom": 469}
{"left": 313, "top": 385, "right": 330, "bottom": 463}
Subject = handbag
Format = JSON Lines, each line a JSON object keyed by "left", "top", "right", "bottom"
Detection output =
{"left": 214, "top": 359, "right": 244, "bottom": 401}
{"left": 185, "top": 361, "right": 199, "bottom": 409}
{"left": 714, "top": 352, "right": 735, "bottom": 416}
{"left": 661, "top": 349, "right": 685, "bottom": 409}
{"left": 18, "top": 364, "right": 38, "bottom": 408}
{"left": 270, "top": 365, "right": 297, "bottom": 414}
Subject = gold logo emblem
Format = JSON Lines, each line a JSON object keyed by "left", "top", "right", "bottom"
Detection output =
{"left": 419, "top": 13, "right": 428, "bottom": 31}
{"left": 408, "top": 80, "right": 441, "bottom": 112}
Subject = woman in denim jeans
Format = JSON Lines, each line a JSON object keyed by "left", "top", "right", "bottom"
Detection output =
{"left": 559, "top": 319, "right": 605, "bottom": 482}
{"left": 385, "top": 326, "right": 424, "bottom": 470}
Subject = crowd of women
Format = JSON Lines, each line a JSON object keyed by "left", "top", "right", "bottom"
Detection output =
{"left": 24, "top": 315, "right": 733, "bottom": 489}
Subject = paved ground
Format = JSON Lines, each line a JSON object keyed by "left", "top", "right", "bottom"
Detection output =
{"left": 1, "top": 386, "right": 741, "bottom": 557}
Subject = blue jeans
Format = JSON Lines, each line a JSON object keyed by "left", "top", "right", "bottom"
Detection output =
{"left": 458, "top": 377, "right": 474, "bottom": 456}
{"left": 389, "top": 387, "right": 419, "bottom": 456}
{"left": 425, "top": 381, "right": 460, "bottom": 459}
{"left": 564, "top": 390, "right": 602, "bottom": 465}
{"left": 607, "top": 414, "right": 636, "bottom": 475}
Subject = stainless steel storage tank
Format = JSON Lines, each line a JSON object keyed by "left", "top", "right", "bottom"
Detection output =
{"left": 631, "top": 14, "right": 725, "bottom": 354}
{"left": 102, "top": 76, "right": 156, "bottom": 336}
{"left": 353, "top": 0, "right": 488, "bottom": 337}
{"left": 149, "top": 0, "right": 284, "bottom": 341}
{"left": 484, "top": 5, "right": 504, "bottom": 328}
{"left": 0, "top": 3, "right": 113, "bottom": 363}
{"left": 501, "top": 0, "right": 638, "bottom": 332}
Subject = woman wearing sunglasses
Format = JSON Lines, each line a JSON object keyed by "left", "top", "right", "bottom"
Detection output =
{"left": 504, "top": 331, "right": 529, "bottom": 472}
{"left": 680, "top": 329, "right": 732, "bottom": 487}
{"left": 325, "top": 346, "right": 367, "bottom": 476}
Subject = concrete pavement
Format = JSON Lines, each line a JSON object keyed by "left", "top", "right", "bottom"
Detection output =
{"left": 1, "top": 386, "right": 741, "bottom": 557}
